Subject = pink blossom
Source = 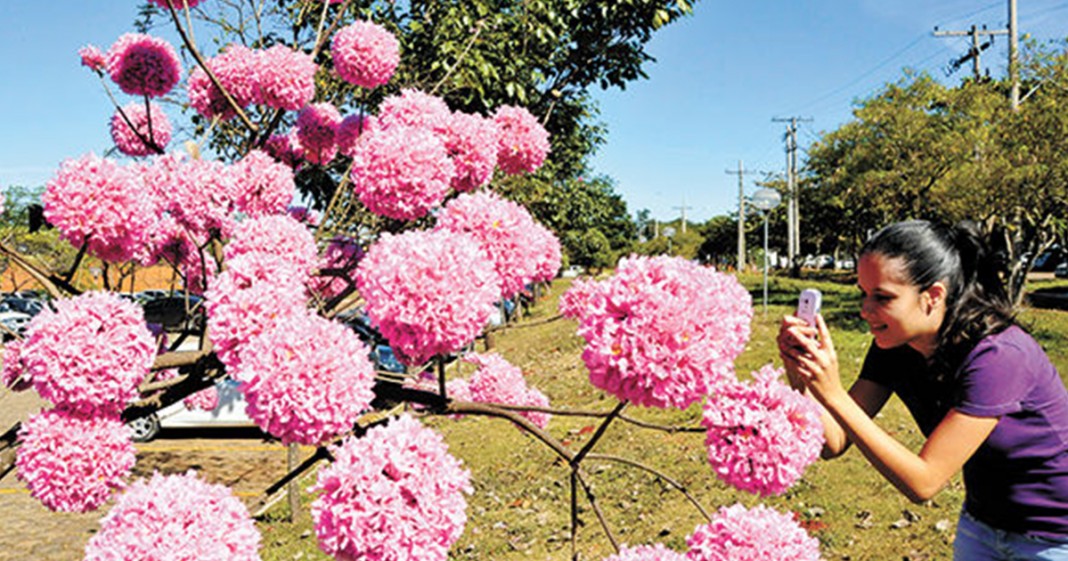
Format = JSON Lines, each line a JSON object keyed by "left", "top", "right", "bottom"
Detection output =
{"left": 83, "top": 471, "right": 262, "bottom": 561}
{"left": 686, "top": 503, "right": 821, "bottom": 561}
{"left": 434, "top": 190, "right": 541, "bottom": 299}
{"left": 376, "top": 89, "right": 452, "bottom": 131}
{"left": 224, "top": 215, "right": 318, "bottom": 279}
{"left": 20, "top": 292, "right": 156, "bottom": 416}
{"left": 604, "top": 544, "right": 687, "bottom": 561}
{"left": 43, "top": 153, "right": 157, "bottom": 263}
{"left": 1, "top": 339, "right": 29, "bottom": 392}
{"left": 575, "top": 255, "right": 753, "bottom": 409}
{"left": 465, "top": 353, "right": 551, "bottom": 428}
{"left": 312, "top": 236, "right": 363, "bottom": 301}
{"left": 311, "top": 415, "right": 472, "bottom": 561}
{"left": 350, "top": 125, "right": 455, "bottom": 221}
{"left": 16, "top": 409, "right": 135, "bottom": 513}
{"left": 442, "top": 111, "right": 499, "bottom": 192}
{"left": 138, "top": 213, "right": 212, "bottom": 292}
{"left": 493, "top": 104, "right": 550, "bottom": 175}
{"left": 529, "top": 220, "right": 563, "bottom": 283}
{"left": 331, "top": 20, "right": 400, "bottom": 89}
{"left": 79, "top": 45, "right": 106, "bottom": 72}
{"left": 702, "top": 364, "right": 825, "bottom": 496}
{"left": 237, "top": 313, "right": 376, "bottom": 445}
{"left": 110, "top": 101, "right": 171, "bottom": 156}
{"left": 187, "top": 44, "right": 261, "bottom": 121}
{"left": 296, "top": 102, "right": 342, "bottom": 165}
{"left": 356, "top": 229, "right": 501, "bottom": 365}
{"left": 231, "top": 149, "right": 296, "bottom": 217}
{"left": 259, "top": 45, "right": 317, "bottom": 111}
{"left": 147, "top": 0, "right": 204, "bottom": 9}
{"left": 337, "top": 113, "right": 371, "bottom": 158}
{"left": 146, "top": 153, "right": 238, "bottom": 239}
{"left": 559, "top": 277, "right": 598, "bottom": 320}
{"left": 263, "top": 133, "right": 304, "bottom": 169}
{"left": 206, "top": 252, "right": 308, "bottom": 372}
{"left": 106, "top": 33, "right": 182, "bottom": 97}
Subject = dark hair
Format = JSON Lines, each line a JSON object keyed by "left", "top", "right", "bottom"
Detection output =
{"left": 859, "top": 220, "right": 1015, "bottom": 379}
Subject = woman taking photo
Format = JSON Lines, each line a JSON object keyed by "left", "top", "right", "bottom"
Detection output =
{"left": 778, "top": 220, "right": 1068, "bottom": 560}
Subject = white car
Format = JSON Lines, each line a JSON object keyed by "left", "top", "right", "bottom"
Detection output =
{"left": 127, "top": 379, "right": 255, "bottom": 442}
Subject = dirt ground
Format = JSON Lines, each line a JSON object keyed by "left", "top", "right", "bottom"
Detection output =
{"left": 0, "top": 387, "right": 304, "bottom": 561}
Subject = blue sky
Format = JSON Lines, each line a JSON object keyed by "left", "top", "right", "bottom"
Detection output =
{"left": 2, "top": 1, "right": 1067, "bottom": 223}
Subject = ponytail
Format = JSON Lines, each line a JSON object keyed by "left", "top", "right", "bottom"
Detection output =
{"left": 860, "top": 220, "right": 1015, "bottom": 380}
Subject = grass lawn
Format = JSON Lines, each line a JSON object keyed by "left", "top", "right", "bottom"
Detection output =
{"left": 259, "top": 271, "right": 1068, "bottom": 561}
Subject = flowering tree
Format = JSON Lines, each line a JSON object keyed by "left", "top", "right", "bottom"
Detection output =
{"left": 0, "top": 2, "right": 829, "bottom": 560}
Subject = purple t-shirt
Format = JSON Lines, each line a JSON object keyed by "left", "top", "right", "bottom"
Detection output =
{"left": 859, "top": 325, "right": 1068, "bottom": 538}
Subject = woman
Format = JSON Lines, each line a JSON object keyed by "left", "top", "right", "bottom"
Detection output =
{"left": 778, "top": 220, "right": 1068, "bottom": 560}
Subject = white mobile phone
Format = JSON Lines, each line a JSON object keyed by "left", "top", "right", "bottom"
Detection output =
{"left": 797, "top": 288, "right": 822, "bottom": 326}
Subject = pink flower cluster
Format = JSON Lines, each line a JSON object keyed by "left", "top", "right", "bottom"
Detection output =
{"left": 231, "top": 149, "right": 296, "bottom": 217}
{"left": 44, "top": 153, "right": 158, "bottom": 263}
{"left": 188, "top": 44, "right": 316, "bottom": 120}
{"left": 376, "top": 89, "right": 452, "bottom": 131}
{"left": 464, "top": 353, "right": 551, "bottom": 429}
{"left": 350, "top": 124, "right": 455, "bottom": 220}
{"left": 237, "top": 312, "right": 376, "bottom": 446}
{"left": 702, "top": 364, "right": 825, "bottom": 496}
{"left": 311, "top": 415, "right": 472, "bottom": 561}
{"left": 604, "top": 544, "right": 686, "bottom": 561}
{"left": 110, "top": 101, "right": 172, "bottom": 156}
{"left": 83, "top": 471, "right": 262, "bottom": 561}
{"left": 206, "top": 252, "right": 308, "bottom": 372}
{"left": 529, "top": 220, "right": 563, "bottom": 283}
{"left": 295, "top": 102, "right": 342, "bottom": 165}
{"left": 493, "top": 105, "right": 550, "bottom": 175}
{"left": 442, "top": 111, "right": 500, "bottom": 192}
{"left": 573, "top": 255, "right": 753, "bottom": 409}
{"left": 261, "top": 45, "right": 318, "bottom": 111}
{"left": 356, "top": 229, "right": 501, "bottom": 366}
{"left": 79, "top": 45, "right": 106, "bottom": 72}
{"left": 558, "top": 277, "right": 597, "bottom": 320}
{"left": 106, "top": 33, "right": 181, "bottom": 97}
{"left": 187, "top": 44, "right": 260, "bottom": 121}
{"left": 264, "top": 133, "right": 303, "bottom": 168}
{"left": 331, "top": 20, "right": 400, "bottom": 89}
{"left": 686, "top": 503, "right": 821, "bottom": 561}
{"left": 16, "top": 409, "right": 135, "bottom": 513}
{"left": 435, "top": 191, "right": 544, "bottom": 299}
{"left": 144, "top": 153, "right": 237, "bottom": 240}
{"left": 21, "top": 291, "right": 155, "bottom": 417}
{"left": 224, "top": 214, "right": 319, "bottom": 280}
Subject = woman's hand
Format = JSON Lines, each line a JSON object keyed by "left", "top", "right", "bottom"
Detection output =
{"left": 777, "top": 315, "right": 816, "bottom": 391}
{"left": 777, "top": 314, "right": 844, "bottom": 405}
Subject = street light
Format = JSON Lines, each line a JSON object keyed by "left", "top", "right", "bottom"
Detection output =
{"left": 750, "top": 188, "right": 782, "bottom": 314}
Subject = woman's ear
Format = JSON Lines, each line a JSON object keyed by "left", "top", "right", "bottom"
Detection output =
{"left": 924, "top": 282, "right": 948, "bottom": 314}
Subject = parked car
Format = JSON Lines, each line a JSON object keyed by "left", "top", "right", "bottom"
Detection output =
{"left": 1056, "top": 261, "right": 1068, "bottom": 279}
{"left": 126, "top": 379, "right": 255, "bottom": 442}
{"left": 0, "top": 308, "right": 32, "bottom": 340}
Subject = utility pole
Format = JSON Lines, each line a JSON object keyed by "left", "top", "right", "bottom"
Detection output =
{"left": 772, "top": 117, "right": 811, "bottom": 266}
{"left": 1009, "top": 0, "right": 1020, "bottom": 110}
{"left": 725, "top": 160, "right": 763, "bottom": 272}
{"left": 672, "top": 199, "right": 693, "bottom": 235}
{"left": 934, "top": 24, "right": 1004, "bottom": 80}
{"left": 932, "top": 0, "right": 1018, "bottom": 109}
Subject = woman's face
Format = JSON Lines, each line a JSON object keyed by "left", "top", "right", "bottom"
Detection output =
{"left": 857, "top": 252, "right": 944, "bottom": 357}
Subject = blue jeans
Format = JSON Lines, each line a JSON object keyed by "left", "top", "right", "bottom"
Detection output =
{"left": 955, "top": 510, "right": 1068, "bottom": 560}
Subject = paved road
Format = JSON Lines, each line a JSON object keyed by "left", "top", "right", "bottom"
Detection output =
{"left": 0, "top": 387, "right": 299, "bottom": 561}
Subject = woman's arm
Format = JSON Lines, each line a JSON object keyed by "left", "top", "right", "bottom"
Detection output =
{"left": 791, "top": 315, "right": 998, "bottom": 502}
